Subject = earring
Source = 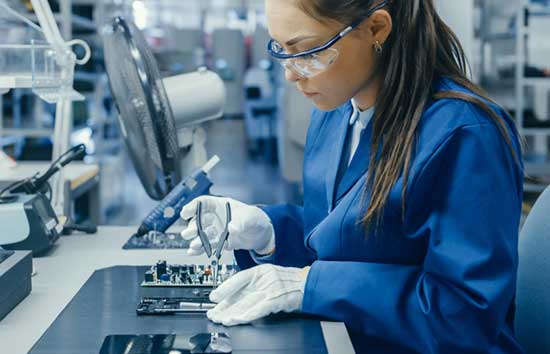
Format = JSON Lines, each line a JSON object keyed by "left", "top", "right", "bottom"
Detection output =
{"left": 374, "top": 41, "right": 383, "bottom": 54}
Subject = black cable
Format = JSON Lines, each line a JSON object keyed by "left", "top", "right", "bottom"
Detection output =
{"left": 8, "top": 144, "right": 87, "bottom": 196}
{"left": 0, "top": 175, "right": 36, "bottom": 199}
{"left": 31, "top": 144, "right": 86, "bottom": 192}
{"left": 0, "top": 181, "right": 23, "bottom": 198}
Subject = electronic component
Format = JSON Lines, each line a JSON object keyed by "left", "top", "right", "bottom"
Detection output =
{"left": 0, "top": 144, "right": 95, "bottom": 239}
{"left": 137, "top": 297, "right": 216, "bottom": 315}
{"left": 141, "top": 261, "right": 236, "bottom": 287}
{"left": 99, "top": 333, "right": 232, "bottom": 354}
{"left": 122, "top": 231, "right": 191, "bottom": 250}
{"left": 0, "top": 193, "right": 60, "bottom": 255}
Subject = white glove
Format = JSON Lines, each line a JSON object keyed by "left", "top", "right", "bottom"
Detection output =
{"left": 180, "top": 196, "right": 275, "bottom": 256}
{"left": 207, "top": 264, "right": 309, "bottom": 326}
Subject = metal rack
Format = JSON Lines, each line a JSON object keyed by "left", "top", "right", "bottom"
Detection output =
{"left": 515, "top": 0, "right": 550, "bottom": 177}
{"left": 0, "top": 0, "right": 91, "bottom": 148}
{"left": 474, "top": 0, "right": 517, "bottom": 98}
{"left": 0, "top": 1, "right": 115, "bottom": 152}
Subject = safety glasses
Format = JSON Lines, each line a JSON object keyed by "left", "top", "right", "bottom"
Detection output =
{"left": 267, "top": 1, "right": 389, "bottom": 78}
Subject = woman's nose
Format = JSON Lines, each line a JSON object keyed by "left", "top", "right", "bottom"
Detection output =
{"left": 284, "top": 66, "right": 302, "bottom": 83}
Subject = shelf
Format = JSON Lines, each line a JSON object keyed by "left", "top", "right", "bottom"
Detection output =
{"left": 525, "top": 161, "right": 550, "bottom": 176}
{"left": 74, "top": 72, "right": 101, "bottom": 83}
{"left": 67, "top": 15, "right": 96, "bottom": 32}
{"left": 519, "top": 128, "right": 550, "bottom": 136}
{"left": 27, "top": 13, "right": 96, "bottom": 31}
{"left": 0, "top": 128, "right": 54, "bottom": 138}
{"left": 482, "top": 77, "right": 516, "bottom": 89}
{"left": 481, "top": 32, "right": 516, "bottom": 41}
{"left": 520, "top": 78, "right": 550, "bottom": 87}
{"left": 0, "top": 76, "right": 33, "bottom": 89}
{"left": 524, "top": 182, "right": 549, "bottom": 193}
{"left": 525, "top": 5, "right": 550, "bottom": 17}
{"left": 515, "top": 2, "right": 550, "bottom": 149}
{"left": 0, "top": 136, "right": 21, "bottom": 147}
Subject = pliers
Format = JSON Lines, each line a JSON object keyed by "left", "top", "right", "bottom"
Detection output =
{"left": 196, "top": 201, "right": 231, "bottom": 287}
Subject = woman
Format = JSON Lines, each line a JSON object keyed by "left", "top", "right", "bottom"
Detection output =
{"left": 180, "top": 0, "right": 524, "bottom": 353}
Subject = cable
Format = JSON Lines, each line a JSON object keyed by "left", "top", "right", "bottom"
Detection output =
{"left": 34, "top": 144, "right": 86, "bottom": 188}
{"left": 0, "top": 181, "right": 24, "bottom": 199}
{"left": 0, "top": 174, "right": 37, "bottom": 199}
{"left": 0, "top": 144, "right": 86, "bottom": 198}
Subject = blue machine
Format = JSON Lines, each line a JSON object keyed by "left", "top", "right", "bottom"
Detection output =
{"left": 135, "top": 156, "right": 220, "bottom": 237}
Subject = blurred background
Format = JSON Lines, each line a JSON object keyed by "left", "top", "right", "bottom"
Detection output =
{"left": 1, "top": 0, "right": 549, "bottom": 226}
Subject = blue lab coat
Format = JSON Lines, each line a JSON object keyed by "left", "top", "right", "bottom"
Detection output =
{"left": 235, "top": 78, "right": 524, "bottom": 354}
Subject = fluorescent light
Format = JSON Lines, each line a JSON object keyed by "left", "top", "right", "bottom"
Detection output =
{"left": 132, "top": 1, "right": 148, "bottom": 29}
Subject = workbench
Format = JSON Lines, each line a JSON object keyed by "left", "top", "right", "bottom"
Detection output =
{"left": 0, "top": 227, "right": 355, "bottom": 354}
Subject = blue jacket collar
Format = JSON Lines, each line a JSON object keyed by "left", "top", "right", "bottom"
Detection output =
{"left": 334, "top": 122, "right": 373, "bottom": 205}
{"left": 326, "top": 102, "right": 353, "bottom": 212}
{"left": 325, "top": 101, "right": 375, "bottom": 211}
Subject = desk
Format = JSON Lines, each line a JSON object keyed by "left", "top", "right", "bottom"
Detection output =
{"left": 0, "top": 162, "right": 101, "bottom": 224}
{"left": 0, "top": 227, "right": 355, "bottom": 354}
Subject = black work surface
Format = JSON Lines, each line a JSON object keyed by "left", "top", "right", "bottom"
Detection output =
{"left": 29, "top": 266, "right": 329, "bottom": 354}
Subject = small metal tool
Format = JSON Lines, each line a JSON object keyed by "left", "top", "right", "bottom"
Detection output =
{"left": 196, "top": 201, "right": 231, "bottom": 287}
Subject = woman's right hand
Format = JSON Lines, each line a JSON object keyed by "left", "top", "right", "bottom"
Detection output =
{"left": 180, "top": 196, "right": 275, "bottom": 256}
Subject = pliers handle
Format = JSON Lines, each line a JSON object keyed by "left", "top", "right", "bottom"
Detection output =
{"left": 196, "top": 201, "right": 232, "bottom": 259}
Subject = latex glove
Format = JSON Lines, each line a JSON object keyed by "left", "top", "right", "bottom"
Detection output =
{"left": 180, "top": 196, "right": 275, "bottom": 256}
{"left": 207, "top": 264, "right": 310, "bottom": 326}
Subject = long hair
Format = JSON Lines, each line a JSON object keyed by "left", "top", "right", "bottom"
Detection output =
{"left": 298, "top": 0, "right": 520, "bottom": 230}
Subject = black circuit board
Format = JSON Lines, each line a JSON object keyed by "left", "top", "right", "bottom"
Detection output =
{"left": 141, "top": 261, "right": 237, "bottom": 287}
{"left": 123, "top": 231, "right": 191, "bottom": 250}
{"left": 137, "top": 296, "right": 216, "bottom": 315}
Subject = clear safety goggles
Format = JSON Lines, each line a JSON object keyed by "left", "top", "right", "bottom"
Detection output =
{"left": 267, "top": 1, "right": 389, "bottom": 78}
{"left": 270, "top": 46, "right": 340, "bottom": 78}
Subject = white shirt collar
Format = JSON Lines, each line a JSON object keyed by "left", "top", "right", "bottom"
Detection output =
{"left": 350, "top": 99, "right": 375, "bottom": 127}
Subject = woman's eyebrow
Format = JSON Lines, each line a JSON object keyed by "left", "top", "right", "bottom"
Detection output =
{"left": 285, "top": 34, "right": 319, "bottom": 46}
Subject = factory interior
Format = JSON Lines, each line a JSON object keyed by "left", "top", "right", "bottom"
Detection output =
{"left": 1, "top": 0, "right": 550, "bottom": 353}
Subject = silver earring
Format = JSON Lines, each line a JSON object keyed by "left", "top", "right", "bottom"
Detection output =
{"left": 374, "top": 41, "right": 383, "bottom": 54}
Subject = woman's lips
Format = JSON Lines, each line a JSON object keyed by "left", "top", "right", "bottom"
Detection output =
{"left": 301, "top": 91, "right": 320, "bottom": 98}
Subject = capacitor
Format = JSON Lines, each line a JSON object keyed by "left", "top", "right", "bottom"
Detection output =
{"left": 156, "top": 260, "right": 167, "bottom": 278}
{"left": 160, "top": 273, "right": 170, "bottom": 282}
{"left": 144, "top": 271, "right": 154, "bottom": 283}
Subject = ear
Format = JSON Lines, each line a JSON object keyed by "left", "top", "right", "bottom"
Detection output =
{"left": 361, "top": 9, "right": 393, "bottom": 44}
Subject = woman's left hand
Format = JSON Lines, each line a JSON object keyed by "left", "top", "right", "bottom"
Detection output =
{"left": 207, "top": 264, "right": 310, "bottom": 326}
